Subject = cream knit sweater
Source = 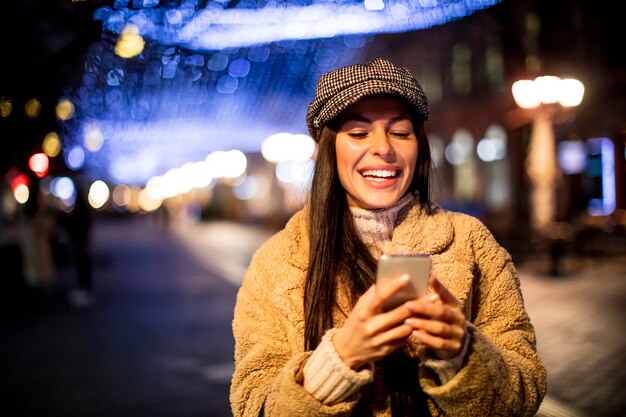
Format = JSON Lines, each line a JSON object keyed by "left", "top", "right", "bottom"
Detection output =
{"left": 302, "top": 194, "right": 467, "bottom": 405}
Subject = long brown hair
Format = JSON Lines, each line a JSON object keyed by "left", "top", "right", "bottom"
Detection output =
{"left": 303, "top": 125, "right": 377, "bottom": 350}
{"left": 304, "top": 114, "right": 432, "bottom": 349}
{"left": 303, "top": 106, "right": 433, "bottom": 416}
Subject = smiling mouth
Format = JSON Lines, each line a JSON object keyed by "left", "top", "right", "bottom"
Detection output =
{"left": 360, "top": 169, "right": 401, "bottom": 182}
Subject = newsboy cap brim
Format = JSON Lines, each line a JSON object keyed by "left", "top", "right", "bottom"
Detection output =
{"left": 306, "top": 58, "right": 429, "bottom": 142}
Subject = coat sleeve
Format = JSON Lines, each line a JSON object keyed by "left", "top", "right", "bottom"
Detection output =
{"left": 421, "top": 217, "right": 547, "bottom": 417}
{"left": 229, "top": 238, "right": 357, "bottom": 417}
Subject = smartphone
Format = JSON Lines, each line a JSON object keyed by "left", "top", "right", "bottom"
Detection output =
{"left": 376, "top": 254, "right": 431, "bottom": 311}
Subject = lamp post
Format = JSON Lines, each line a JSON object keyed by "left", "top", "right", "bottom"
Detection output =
{"left": 512, "top": 75, "right": 585, "bottom": 235}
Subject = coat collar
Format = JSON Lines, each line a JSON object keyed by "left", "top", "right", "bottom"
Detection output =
{"left": 386, "top": 200, "right": 454, "bottom": 255}
{"left": 282, "top": 195, "right": 454, "bottom": 271}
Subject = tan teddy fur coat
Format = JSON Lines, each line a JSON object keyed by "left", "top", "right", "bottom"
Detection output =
{"left": 231, "top": 198, "right": 547, "bottom": 417}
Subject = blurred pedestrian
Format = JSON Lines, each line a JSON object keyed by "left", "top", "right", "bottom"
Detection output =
{"left": 17, "top": 179, "right": 58, "bottom": 298}
{"left": 230, "top": 58, "right": 547, "bottom": 416}
{"left": 62, "top": 185, "right": 94, "bottom": 308}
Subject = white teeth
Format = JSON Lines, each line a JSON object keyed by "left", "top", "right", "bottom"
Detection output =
{"left": 361, "top": 169, "right": 398, "bottom": 178}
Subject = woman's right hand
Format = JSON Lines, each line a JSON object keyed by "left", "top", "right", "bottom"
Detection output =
{"left": 332, "top": 275, "right": 415, "bottom": 370}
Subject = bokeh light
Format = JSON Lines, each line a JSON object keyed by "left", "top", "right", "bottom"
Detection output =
{"left": 262, "top": 133, "right": 316, "bottom": 163}
{"left": 55, "top": 98, "right": 75, "bottom": 121}
{"left": 88, "top": 180, "right": 110, "bottom": 209}
{"left": 138, "top": 188, "right": 163, "bottom": 212}
{"left": 66, "top": 146, "right": 86, "bottom": 170}
{"left": 24, "top": 98, "right": 42, "bottom": 118}
{"left": 115, "top": 24, "right": 145, "bottom": 58}
{"left": 42, "top": 132, "right": 62, "bottom": 157}
{"left": 14, "top": 184, "right": 30, "bottom": 204}
{"left": 28, "top": 153, "right": 49, "bottom": 178}
{"left": 0, "top": 97, "right": 12, "bottom": 117}
{"left": 112, "top": 184, "right": 132, "bottom": 208}
{"left": 61, "top": 0, "right": 500, "bottom": 185}
{"left": 50, "top": 177, "right": 76, "bottom": 201}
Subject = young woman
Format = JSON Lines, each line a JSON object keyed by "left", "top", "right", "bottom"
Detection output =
{"left": 230, "top": 58, "right": 547, "bottom": 416}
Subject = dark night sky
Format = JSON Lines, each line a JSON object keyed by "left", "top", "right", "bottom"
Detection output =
{"left": 0, "top": 0, "right": 107, "bottom": 175}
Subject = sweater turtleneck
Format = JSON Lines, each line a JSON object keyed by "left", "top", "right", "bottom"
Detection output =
{"left": 349, "top": 192, "right": 414, "bottom": 258}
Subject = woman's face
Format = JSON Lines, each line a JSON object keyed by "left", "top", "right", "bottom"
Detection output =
{"left": 335, "top": 95, "right": 418, "bottom": 210}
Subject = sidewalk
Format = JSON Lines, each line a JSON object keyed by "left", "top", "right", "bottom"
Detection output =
{"left": 518, "top": 255, "right": 626, "bottom": 417}
{"left": 1, "top": 217, "right": 239, "bottom": 417}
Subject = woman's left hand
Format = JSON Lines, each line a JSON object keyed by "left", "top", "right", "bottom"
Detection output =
{"left": 403, "top": 276, "right": 467, "bottom": 359}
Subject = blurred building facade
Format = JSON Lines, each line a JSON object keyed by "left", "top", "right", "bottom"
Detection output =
{"left": 1, "top": 0, "right": 625, "bottom": 262}
{"left": 362, "top": 0, "right": 626, "bottom": 258}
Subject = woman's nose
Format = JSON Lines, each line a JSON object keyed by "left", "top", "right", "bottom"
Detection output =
{"left": 371, "top": 130, "right": 394, "bottom": 157}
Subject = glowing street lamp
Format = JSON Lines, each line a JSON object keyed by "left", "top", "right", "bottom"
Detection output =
{"left": 512, "top": 75, "right": 584, "bottom": 234}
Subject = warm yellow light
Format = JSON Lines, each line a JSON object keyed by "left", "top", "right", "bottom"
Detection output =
{"left": 14, "top": 184, "right": 30, "bottom": 204}
{"left": 0, "top": 97, "right": 13, "bottom": 117}
{"left": 261, "top": 133, "right": 316, "bottom": 162}
{"left": 43, "top": 132, "right": 62, "bottom": 157}
{"left": 558, "top": 79, "right": 585, "bottom": 107}
{"left": 205, "top": 150, "right": 248, "bottom": 179}
{"left": 512, "top": 76, "right": 584, "bottom": 109}
{"left": 112, "top": 184, "right": 131, "bottom": 207}
{"left": 126, "top": 186, "right": 142, "bottom": 213}
{"left": 115, "top": 24, "right": 145, "bottom": 59}
{"left": 25, "top": 98, "right": 42, "bottom": 118}
{"left": 145, "top": 176, "right": 164, "bottom": 201}
{"left": 138, "top": 188, "right": 162, "bottom": 212}
{"left": 511, "top": 80, "right": 541, "bottom": 109}
{"left": 534, "top": 75, "right": 562, "bottom": 105}
{"left": 56, "top": 98, "right": 75, "bottom": 121}
{"left": 88, "top": 180, "right": 110, "bottom": 209}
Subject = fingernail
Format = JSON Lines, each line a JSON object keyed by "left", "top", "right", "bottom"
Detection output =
{"left": 428, "top": 294, "right": 439, "bottom": 302}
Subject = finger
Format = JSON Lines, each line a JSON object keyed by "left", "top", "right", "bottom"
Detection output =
{"left": 412, "top": 329, "right": 464, "bottom": 354}
{"left": 353, "top": 285, "right": 380, "bottom": 322}
{"left": 405, "top": 317, "right": 465, "bottom": 340}
{"left": 371, "top": 323, "right": 414, "bottom": 348}
{"left": 405, "top": 302, "right": 465, "bottom": 326}
{"left": 354, "top": 284, "right": 377, "bottom": 309}
{"left": 367, "top": 274, "right": 410, "bottom": 314}
{"left": 430, "top": 304, "right": 465, "bottom": 326}
{"left": 364, "top": 303, "right": 414, "bottom": 335}
{"left": 428, "top": 276, "right": 460, "bottom": 306}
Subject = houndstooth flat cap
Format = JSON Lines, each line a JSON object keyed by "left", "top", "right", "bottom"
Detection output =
{"left": 306, "top": 57, "right": 429, "bottom": 142}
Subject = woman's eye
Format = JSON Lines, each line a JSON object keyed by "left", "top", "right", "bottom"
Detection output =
{"left": 391, "top": 131, "right": 410, "bottom": 138}
{"left": 349, "top": 131, "right": 368, "bottom": 139}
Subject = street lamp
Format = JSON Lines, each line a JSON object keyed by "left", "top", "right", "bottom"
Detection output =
{"left": 512, "top": 75, "right": 584, "bottom": 234}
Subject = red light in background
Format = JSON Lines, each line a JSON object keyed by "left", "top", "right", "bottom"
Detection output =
{"left": 28, "top": 153, "right": 49, "bottom": 178}
{"left": 10, "top": 173, "right": 29, "bottom": 192}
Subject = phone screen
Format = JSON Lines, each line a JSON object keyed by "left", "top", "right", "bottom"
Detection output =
{"left": 376, "top": 254, "right": 431, "bottom": 311}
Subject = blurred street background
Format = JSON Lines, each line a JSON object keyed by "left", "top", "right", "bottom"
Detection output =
{"left": 1, "top": 0, "right": 625, "bottom": 416}
{"left": 1, "top": 216, "right": 625, "bottom": 417}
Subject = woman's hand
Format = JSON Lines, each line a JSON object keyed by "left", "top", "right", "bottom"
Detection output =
{"left": 332, "top": 275, "right": 415, "bottom": 370}
{"left": 404, "top": 276, "right": 467, "bottom": 359}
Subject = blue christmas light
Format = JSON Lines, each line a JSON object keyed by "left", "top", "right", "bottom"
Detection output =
{"left": 64, "top": 0, "right": 501, "bottom": 185}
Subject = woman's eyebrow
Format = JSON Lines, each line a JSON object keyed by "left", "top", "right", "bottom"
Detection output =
{"left": 341, "top": 115, "right": 371, "bottom": 124}
{"left": 388, "top": 115, "right": 411, "bottom": 123}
